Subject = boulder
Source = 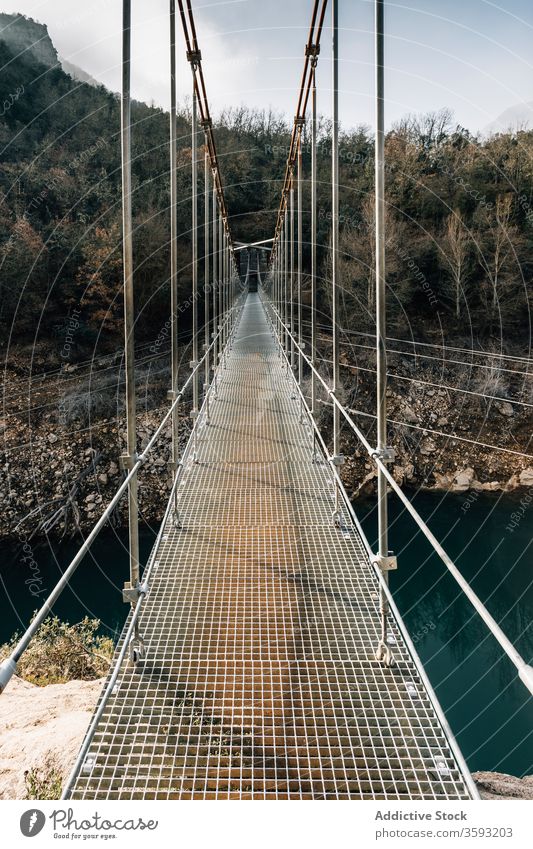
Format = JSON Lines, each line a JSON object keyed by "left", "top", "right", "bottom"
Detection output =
{"left": 402, "top": 405, "right": 419, "bottom": 424}
{"left": 496, "top": 401, "right": 514, "bottom": 417}
{"left": 452, "top": 467, "right": 475, "bottom": 492}
{"left": 420, "top": 437, "right": 436, "bottom": 455}
{"left": 473, "top": 771, "right": 533, "bottom": 800}
{"left": 504, "top": 475, "right": 519, "bottom": 492}
{"left": 519, "top": 467, "right": 533, "bottom": 487}
{"left": 0, "top": 677, "right": 103, "bottom": 800}
{"left": 392, "top": 465, "right": 405, "bottom": 485}
{"left": 433, "top": 472, "right": 453, "bottom": 490}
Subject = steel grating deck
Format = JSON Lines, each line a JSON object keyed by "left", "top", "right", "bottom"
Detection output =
{"left": 70, "top": 294, "right": 473, "bottom": 800}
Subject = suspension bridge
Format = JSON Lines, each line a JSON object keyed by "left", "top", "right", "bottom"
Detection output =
{"left": 1, "top": 0, "right": 532, "bottom": 801}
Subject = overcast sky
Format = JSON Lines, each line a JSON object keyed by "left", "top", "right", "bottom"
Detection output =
{"left": 1, "top": 0, "right": 532, "bottom": 132}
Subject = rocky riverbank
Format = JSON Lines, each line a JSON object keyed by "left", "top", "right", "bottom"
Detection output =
{"left": 1, "top": 346, "right": 532, "bottom": 541}
{"left": 473, "top": 771, "right": 533, "bottom": 800}
{"left": 337, "top": 377, "right": 533, "bottom": 502}
{"left": 1, "top": 403, "right": 532, "bottom": 542}
{"left": 0, "top": 406, "right": 188, "bottom": 541}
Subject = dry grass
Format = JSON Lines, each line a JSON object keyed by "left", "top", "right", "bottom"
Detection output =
{"left": 24, "top": 754, "right": 63, "bottom": 800}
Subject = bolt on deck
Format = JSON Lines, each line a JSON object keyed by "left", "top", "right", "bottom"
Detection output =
{"left": 69, "top": 294, "right": 474, "bottom": 800}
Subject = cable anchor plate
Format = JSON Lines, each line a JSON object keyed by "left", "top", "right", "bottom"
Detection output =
{"left": 119, "top": 452, "right": 137, "bottom": 472}
{"left": 372, "top": 446, "right": 396, "bottom": 464}
{"left": 122, "top": 581, "right": 148, "bottom": 604}
{"left": 371, "top": 552, "right": 398, "bottom": 572}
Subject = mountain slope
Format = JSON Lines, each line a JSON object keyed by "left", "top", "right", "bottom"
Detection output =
{"left": 59, "top": 58, "right": 101, "bottom": 89}
{"left": 484, "top": 100, "right": 533, "bottom": 135}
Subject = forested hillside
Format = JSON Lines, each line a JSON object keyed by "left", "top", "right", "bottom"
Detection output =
{"left": 0, "top": 13, "right": 533, "bottom": 540}
{"left": 1, "top": 14, "right": 532, "bottom": 364}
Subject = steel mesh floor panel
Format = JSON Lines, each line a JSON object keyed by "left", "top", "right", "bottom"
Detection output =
{"left": 70, "top": 294, "right": 472, "bottom": 800}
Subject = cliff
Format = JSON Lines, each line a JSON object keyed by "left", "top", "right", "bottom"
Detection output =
{"left": 0, "top": 13, "right": 58, "bottom": 68}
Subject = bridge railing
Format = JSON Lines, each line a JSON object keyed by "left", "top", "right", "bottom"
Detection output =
{"left": 0, "top": 0, "right": 248, "bottom": 697}
{"left": 261, "top": 0, "right": 533, "bottom": 702}
{"left": 256, "top": 283, "right": 480, "bottom": 799}
{"left": 259, "top": 282, "right": 533, "bottom": 700}
{"left": 0, "top": 296, "right": 245, "bottom": 696}
{"left": 59, "top": 288, "right": 246, "bottom": 798}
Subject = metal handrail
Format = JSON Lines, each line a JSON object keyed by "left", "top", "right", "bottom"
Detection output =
{"left": 0, "top": 300, "right": 244, "bottom": 695}
{"left": 258, "top": 285, "right": 479, "bottom": 798}
{"left": 259, "top": 284, "right": 533, "bottom": 698}
{"left": 60, "top": 294, "right": 245, "bottom": 798}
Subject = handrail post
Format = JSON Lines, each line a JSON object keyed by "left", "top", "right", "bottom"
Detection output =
{"left": 283, "top": 210, "right": 290, "bottom": 364}
{"left": 331, "top": 0, "right": 342, "bottom": 522}
{"left": 277, "top": 231, "right": 281, "bottom": 345}
{"left": 169, "top": 0, "right": 180, "bottom": 481}
{"left": 282, "top": 226, "right": 285, "bottom": 347}
{"left": 191, "top": 72, "right": 199, "bottom": 459}
{"left": 223, "top": 231, "right": 227, "bottom": 353}
{"left": 290, "top": 174, "right": 295, "bottom": 371}
{"left": 218, "top": 214, "right": 223, "bottom": 366}
{"left": 225, "top": 232, "right": 229, "bottom": 351}
{"left": 276, "top": 236, "right": 281, "bottom": 334}
{"left": 278, "top": 228, "right": 283, "bottom": 347}
{"left": 221, "top": 230, "right": 225, "bottom": 350}
{"left": 120, "top": 0, "right": 142, "bottom": 662}
{"left": 278, "top": 238, "right": 282, "bottom": 342}
{"left": 212, "top": 180, "right": 218, "bottom": 383}
{"left": 204, "top": 146, "right": 210, "bottom": 422}
{"left": 297, "top": 139, "right": 303, "bottom": 416}
{"left": 374, "top": 0, "right": 396, "bottom": 666}
{"left": 275, "top": 240, "right": 281, "bottom": 336}
{"left": 311, "top": 61, "right": 317, "bottom": 416}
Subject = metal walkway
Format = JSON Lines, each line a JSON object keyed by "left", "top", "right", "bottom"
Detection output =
{"left": 70, "top": 294, "right": 473, "bottom": 800}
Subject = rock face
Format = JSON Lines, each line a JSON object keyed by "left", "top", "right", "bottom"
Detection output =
{"left": 473, "top": 771, "right": 533, "bottom": 800}
{"left": 0, "top": 14, "right": 58, "bottom": 68}
{"left": 0, "top": 676, "right": 103, "bottom": 800}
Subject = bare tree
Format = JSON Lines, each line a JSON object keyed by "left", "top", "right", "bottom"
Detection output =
{"left": 443, "top": 210, "right": 469, "bottom": 319}
{"left": 392, "top": 108, "right": 453, "bottom": 150}
{"left": 356, "top": 196, "right": 401, "bottom": 312}
{"left": 477, "top": 194, "right": 515, "bottom": 316}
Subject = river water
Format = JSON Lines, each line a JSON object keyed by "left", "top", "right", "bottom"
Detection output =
{"left": 357, "top": 490, "right": 533, "bottom": 778}
{"left": 1, "top": 491, "right": 531, "bottom": 777}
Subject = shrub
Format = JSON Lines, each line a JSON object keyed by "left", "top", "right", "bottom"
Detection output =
{"left": 0, "top": 615, "right": 114, "bottom": 686}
